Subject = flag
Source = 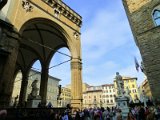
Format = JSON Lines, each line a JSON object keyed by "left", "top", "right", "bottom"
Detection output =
{"left": 134, "top": 57, "right": 140, "bottom": 71}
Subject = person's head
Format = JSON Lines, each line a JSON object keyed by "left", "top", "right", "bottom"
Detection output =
{"left": 0, "top": 110, "right": 7, "bottom": 118}
{"left": 116, "top": 72, "right": 119, "bottom": 75}
{"left": 127, "top": 112, "right": 133, "bottom": 120}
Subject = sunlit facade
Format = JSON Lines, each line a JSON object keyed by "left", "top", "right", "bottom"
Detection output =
{"left": 60, "top": 87, "right": 71, "bottom": 107}
{"left": 102, "top": 84, "right": 116, "bottom": 108}
{"left": 83, "top": 86, "right": 102, "bottom": 108}
{"left": 139, "top": 78, "right": 152, "bottom": 100}
{"left": 114, "top": 76, "right": 139, "bottom": 102}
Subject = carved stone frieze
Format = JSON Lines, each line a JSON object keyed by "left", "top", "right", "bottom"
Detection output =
{"left": 53, "top": 7, "right": 61, "bottom": 18}
{"left": 42, "top": 0, "right": 82, "bottom": 26}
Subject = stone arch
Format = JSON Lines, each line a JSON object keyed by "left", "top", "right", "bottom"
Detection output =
{"left": 16, "top": 17, "right": 82, "bottom": 106}
{"left": 0, "top": 0, "right": 82, "bottom": 108}
{"left": 18, "top": 18, "right": 79, "bottom": 59}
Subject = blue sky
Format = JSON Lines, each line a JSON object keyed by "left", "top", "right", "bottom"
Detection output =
{"left": 34, "top": 0, "right": 145, "bottom": 87}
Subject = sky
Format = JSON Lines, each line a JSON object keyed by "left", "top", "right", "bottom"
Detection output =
{"left": 34, "top": 0, "right": 145, "bottom": 87}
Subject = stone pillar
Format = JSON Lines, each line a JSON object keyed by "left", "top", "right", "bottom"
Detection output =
{"left": 39, "top": 65, "right": 49, "bottom": 106}
{"left": 71, "top": 59, "right": 82, "bottom": 110}
{"left": 18, "top": 72, "right": 29, "bottom": 107}
{"left": 0, "top": 20, "right": 20, "bottom": 107}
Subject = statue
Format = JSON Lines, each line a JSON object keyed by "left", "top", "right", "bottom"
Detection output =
{"left": 27, "top": 79, "right": 41, "bottom": 108}
{"left": 125, "top": 86, "right": 132, "bottom": 102}
{"left": 115, "top": 72, "right": 124, "bottom": 97}
{"left": 29, "top": 79, "right": 39, "bottom": 98}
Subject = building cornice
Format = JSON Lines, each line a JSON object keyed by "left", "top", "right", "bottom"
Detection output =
{"left": 42, "top": 0, "right": 82, "bottom": 27}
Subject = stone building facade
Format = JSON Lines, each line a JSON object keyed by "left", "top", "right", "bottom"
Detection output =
{"left": 83, "top": 84, "right": 116, "bottom": 108}
{"left": 12, "top": 69, "right": 60, "bottom": 107}
{"left": 122, "top": 0, "right": 160, "bottom": 101}
{"left": 101, "top": 84, "right": 116, "bottom": 108}
{"left": 60, "top": 87, "right": 71, "bottom": 107}
{"left": 83, "top": 86, "right": 103, "bottom": 108}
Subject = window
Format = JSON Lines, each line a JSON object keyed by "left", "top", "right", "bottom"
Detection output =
{"left": 153, "top": 10, "right": 160, "bottom": 26}
{"left": 130, "top": 80, "right": 134, "bottom": 82}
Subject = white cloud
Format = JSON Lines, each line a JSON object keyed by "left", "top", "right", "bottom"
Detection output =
{"left": 81, "top": 7, "right": 132, "bottom": 61}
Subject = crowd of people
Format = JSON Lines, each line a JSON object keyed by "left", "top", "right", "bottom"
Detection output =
{"left": 1, "top": 104, "right": 160, "bottom": 120}
{"left": 48, "top": 105, "right": 160, "bottom": 120}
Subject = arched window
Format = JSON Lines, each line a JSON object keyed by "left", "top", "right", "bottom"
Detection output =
{"left": 153, "top": 10, "right": 160, "bottom": 26}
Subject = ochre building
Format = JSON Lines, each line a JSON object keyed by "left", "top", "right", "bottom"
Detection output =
{"left": 139, "top": 78, "right": 152, "bottom": 100}
{"left": 114, "top": 76, "right": 139, "bottom": 101}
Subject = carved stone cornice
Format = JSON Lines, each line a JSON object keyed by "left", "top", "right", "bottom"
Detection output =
{"left": 71, "top": 61, "right": 82, "bottom": 70}
{"left": 42, "top": 0, "right": 82, "bottom": 27}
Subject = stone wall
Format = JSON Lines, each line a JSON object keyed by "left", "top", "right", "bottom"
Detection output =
{"left": 122, "top": 0, "right": 160, "bottom": 101}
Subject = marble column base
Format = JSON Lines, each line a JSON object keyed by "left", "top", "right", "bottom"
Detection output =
{"left": 115, "top": 96, "right": 130, "bottom": 119}
{"left": 27, "top": 99, "right": 41, "bottom": 108}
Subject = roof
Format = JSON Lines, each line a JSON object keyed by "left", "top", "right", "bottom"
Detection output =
{"left": 113, "top": 76, "right": 137, "bottom": 82}
{"left": 83, "top": 89, "right": 102, "bottom": 93}
{"left": 101, "top": 84, "right": 114, "bottom": 87}
{"left": 30, "top": 69, "right": 61, "bottom": 81}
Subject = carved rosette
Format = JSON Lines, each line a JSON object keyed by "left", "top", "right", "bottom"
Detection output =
{"left": 53, "top": 7, "right": 61, "bottom": 18}
{"left": 71, "top": 61, "right": 82, "bottom": 70}
{"left": 22, "top": 0, "right": 33, "bottom": 12}
{"left": 73, "top": 32, "right": 79, "bottom": 39}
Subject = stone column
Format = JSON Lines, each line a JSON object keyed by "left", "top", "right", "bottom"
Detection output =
{"left": 71, "top": 59, "right": 82, "bottom": 110}
{"left": 18, "top": 72, "right": 29, "bottom": 107}
{"left": 39, "top": 65, "right": 49, "bottom": 106}
{"left": 0, "top": 20, "right": 20, "bottom": 107}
